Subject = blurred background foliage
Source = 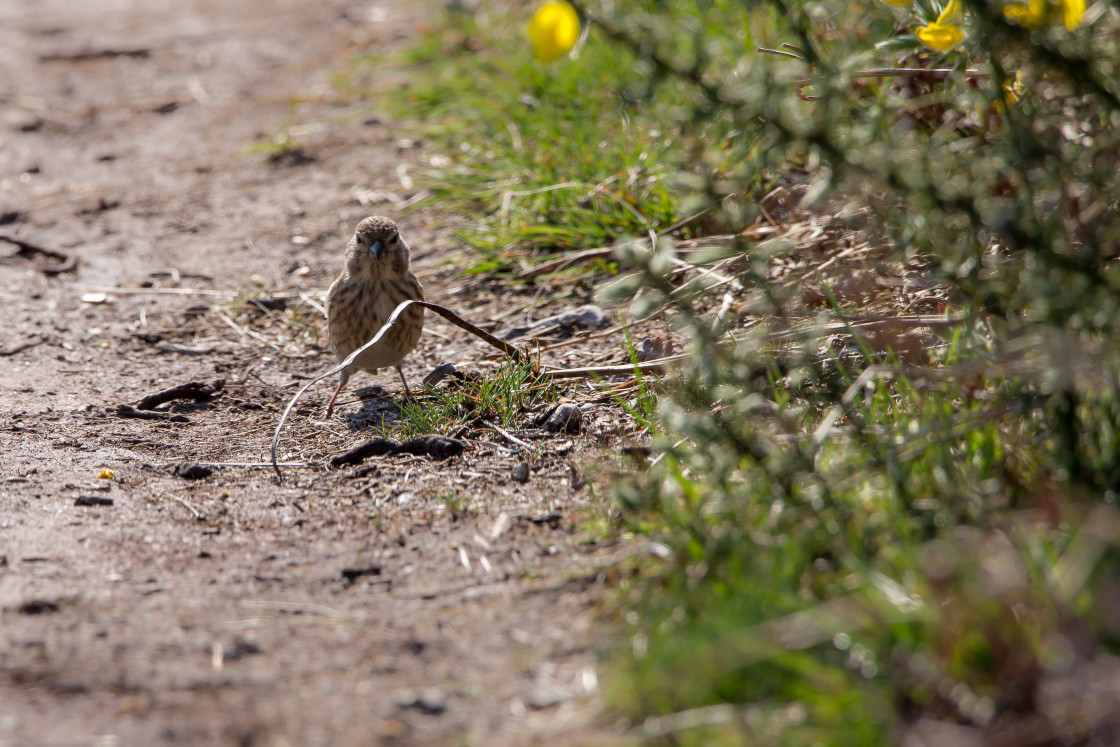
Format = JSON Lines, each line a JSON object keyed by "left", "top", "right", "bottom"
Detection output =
{"left": 347, "top": 0, "right": 1120, "bottom": 740}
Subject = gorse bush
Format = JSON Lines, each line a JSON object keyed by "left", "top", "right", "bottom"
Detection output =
{"left": 372, "top": 0, "right": 1120, "bottom": 740}
{"left": 586, "top": 0, "right": 1120, "bottom": 741}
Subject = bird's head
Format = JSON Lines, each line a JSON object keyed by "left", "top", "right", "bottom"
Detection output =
{"left": 346, "top": 216, "right": 411, "bottom": 275}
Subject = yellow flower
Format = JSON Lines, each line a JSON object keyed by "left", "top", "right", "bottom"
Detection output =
{"left": 529, "top": 1, "right": 580, "bottom": 62}
{"left": 916, "top": 1, "right": 965, "bottom": 50}
{"left": 1004, "top": 0, "right": 1084, "bottom": 29}
{"left": 1003, "top": 0, "right": 1046, "bottom": 26}
{"left": 917, "top": 21, "right": 965, "bottom": 49}
{"left": 917, "top": 0, "right": 965, "bottom": 50}
{"left": 1062, "top": 0, "right": 1085, "bottom": 29}
{"left": 98, "top": 468, "right": 115, "bottom": 480}
{"left": 939, "top": 0, "right": 963, "bottom": 20}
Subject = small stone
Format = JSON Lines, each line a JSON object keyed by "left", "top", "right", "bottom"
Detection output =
{"left": 173, "top": 462, "right": 213, "bottom": 480}
{"left": 396, "top": 687, "right": 447, "bottom": 715}
{"left": 527, "top": 686, "right": 571, "bottom": 709}
{"left": 637, "top": 336, "right": 674, "bottom": 362}
{"left": 555, "top": 304, "right": 606, "bottom": 330}
{"left": 542, "top": 403, "right": 583, "bottom": 434}
{"left": 2, "top": 109, "right": 43, "bottom": 132}
{"left": 512, "top": 461, "right": 530, "bottom": 483}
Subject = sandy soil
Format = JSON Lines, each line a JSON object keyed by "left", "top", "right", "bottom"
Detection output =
{"left": 0, "top": 2, "right": 634, "bottom": 744}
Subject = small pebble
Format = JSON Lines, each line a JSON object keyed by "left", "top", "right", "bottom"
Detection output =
{"left": 395, "top": 687, "right": 447, "bottom": 715}
{"left": 173, "top": 462, "right": 213, "bottom": 480}
{"left": 527, "top": 686, "right": 571, "bottom": 710}
{"left": 543, "top": 403, "right": 583, "bottom": 434}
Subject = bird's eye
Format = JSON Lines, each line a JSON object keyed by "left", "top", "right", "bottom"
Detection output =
{"left": 389, "top": 235, "right": 398, "bottom": 244}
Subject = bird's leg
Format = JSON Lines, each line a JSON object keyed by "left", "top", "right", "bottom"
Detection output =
{"left": 326, "top": 377, "right": 346, "bottom": 418}
{"left": 395, "top": 365, "right": 413, "bottom": 401}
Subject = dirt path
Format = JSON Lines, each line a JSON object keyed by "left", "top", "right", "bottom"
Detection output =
{"left": 0, "top": 2, "right": 626, "bottom": 744}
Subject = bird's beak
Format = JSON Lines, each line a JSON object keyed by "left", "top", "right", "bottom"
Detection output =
{"left": 370, "top": 240, "right": 384, "bottom": 259}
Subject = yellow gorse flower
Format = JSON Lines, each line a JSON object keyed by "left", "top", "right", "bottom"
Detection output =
{"left": 1004, "top": 0, "right": 1047, "bottom": 26}
{"left": 916, "top": 21, "right": 965, "bottom": 49}
{"left": 1004, "top": 0, "right": 1085, "bottom": 29}
{"left": 529, "top": 1, "right": 581, "bottom": 62}
{"left": 1062, "top": 0, "right": 1086, "bottom": 28}
{"left": 916, "top": 0, "right": 965, "bottom": 50}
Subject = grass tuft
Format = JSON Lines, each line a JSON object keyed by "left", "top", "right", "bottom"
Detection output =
{"left": 376, "top": 358, "right": 563, "bottom": 441}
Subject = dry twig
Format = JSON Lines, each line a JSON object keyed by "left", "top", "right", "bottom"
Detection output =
{"left": 0, "top": 234, "right": 78, "bottom": 274}
{"left": 483, "top": 421, "right": 535, "bottom": 452}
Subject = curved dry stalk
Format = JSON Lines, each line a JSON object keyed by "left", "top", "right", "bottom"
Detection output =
{"left": 543, "top": 354, "right": 688, "bottom": 380}
{"left": 271, "top": 299, "right": 526, "bottom": 482}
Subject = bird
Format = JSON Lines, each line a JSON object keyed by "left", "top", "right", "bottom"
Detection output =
{"left": 324, "top": 216, "right": 425, "bottom": 417}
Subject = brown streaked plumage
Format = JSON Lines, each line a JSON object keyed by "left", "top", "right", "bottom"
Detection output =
{"left": 324, "top": 216, "right": 425, "bottom": 417}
